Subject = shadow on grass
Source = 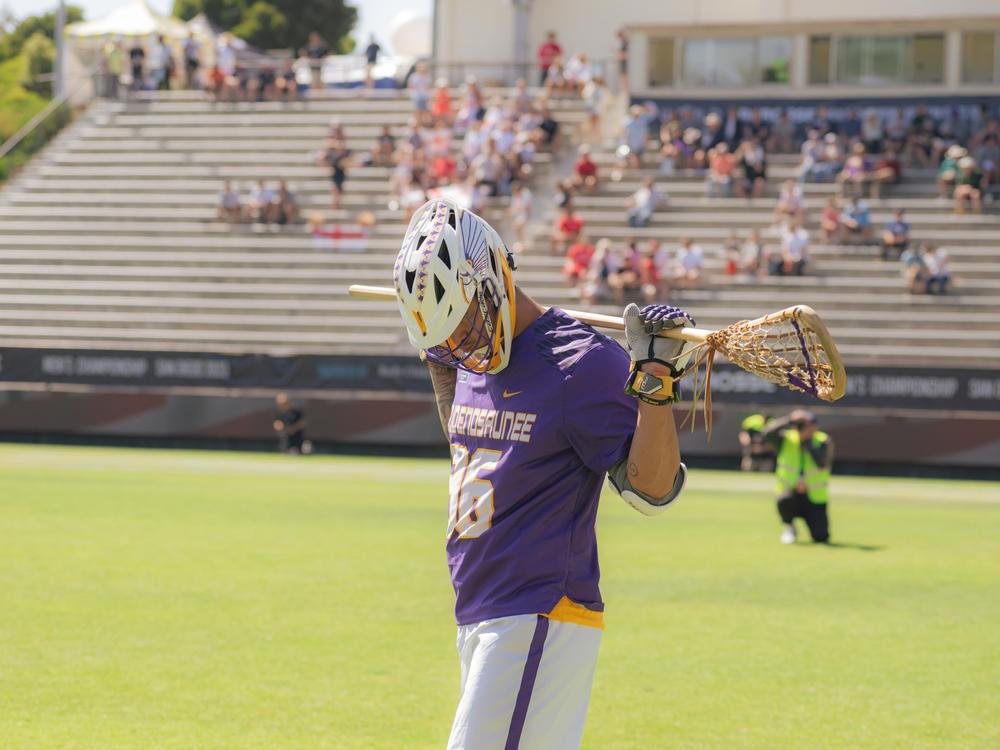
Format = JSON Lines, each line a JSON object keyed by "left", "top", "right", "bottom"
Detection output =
{"left": 820, "top": 541, "right": 885, "bottom": 552}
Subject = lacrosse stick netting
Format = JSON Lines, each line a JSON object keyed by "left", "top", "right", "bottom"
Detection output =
{"left": 678, "top": 305, "right": 847, "bottom": 435}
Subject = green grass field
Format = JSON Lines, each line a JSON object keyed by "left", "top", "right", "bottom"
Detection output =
{"left": 2, "top": 445, "right": 998, "bottom": 749}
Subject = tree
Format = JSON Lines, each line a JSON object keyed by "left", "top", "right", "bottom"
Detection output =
{"left": 172, "top": 0, "right": 357, "bottom": 53}
{"left": 0, "top": 6, "right": 85, "bottom": 62}
{"left": 19, "top": 31, "right": 55, "bottom": 95}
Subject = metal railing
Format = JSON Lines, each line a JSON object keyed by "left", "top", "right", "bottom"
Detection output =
{"left": 0, "top": 66, "right": 98, "bottom": 180}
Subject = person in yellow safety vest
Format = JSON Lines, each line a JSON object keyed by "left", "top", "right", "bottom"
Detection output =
{"left": 738, "top": 412, "right": 770, "bottom": 472}
{"left": 760, "top": 409, "right": 834, "bottom": 544}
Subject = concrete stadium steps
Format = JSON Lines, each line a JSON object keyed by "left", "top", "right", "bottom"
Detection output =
{"left": 1, "top": 247, "right": 998, "bottom": 281}
{"left": 1, "top": 90, "right": 995, "bottom": 368}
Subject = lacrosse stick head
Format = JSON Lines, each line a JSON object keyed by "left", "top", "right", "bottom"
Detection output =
{"left": 704, "top": 305, "right": 846, "bottom": 401}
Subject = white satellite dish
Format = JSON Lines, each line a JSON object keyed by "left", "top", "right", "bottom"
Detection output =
{"left": 390, "top": 10, "right": 431, "bottom": 59}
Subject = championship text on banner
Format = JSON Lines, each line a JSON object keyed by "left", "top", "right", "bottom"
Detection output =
{"left": 0, "top": 349, "right": 998, "bottom": 412}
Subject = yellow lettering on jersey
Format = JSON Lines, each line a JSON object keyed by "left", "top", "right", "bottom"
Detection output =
{"left": 448, "top": 406, "right": 537, "bottom": 445}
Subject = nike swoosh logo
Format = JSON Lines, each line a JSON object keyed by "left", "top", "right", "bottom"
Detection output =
{"left": 502, "top": 389, "right": 523, "bottom": 398}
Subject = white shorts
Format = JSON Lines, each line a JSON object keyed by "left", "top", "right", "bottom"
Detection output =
{"left": 447, "top": 613, "right": 603, "bottom": 750}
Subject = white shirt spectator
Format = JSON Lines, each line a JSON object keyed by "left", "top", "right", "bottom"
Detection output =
{"left": 217, "top": 41, "right": 236, "bottom": 75}
{"left": 781, "top": 226, "right": 810, "bottom": 262}
{"left": 219, "top": 186, "right": 240, "bottom": 209}
{"left": 677, "top": 243, "right": 704, "bottom": 272}
{"left": 251, "top": 185, "right": 275, "bottom": 205}
{"left": 462, "top": 126, "right": 486, "bottom": 161}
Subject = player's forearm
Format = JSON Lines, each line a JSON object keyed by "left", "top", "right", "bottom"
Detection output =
{"left": 426, "top": 361, "right": 457, "bottom": 436}
{"left": 626, "top": 402, "right": 681, "bottom": 498}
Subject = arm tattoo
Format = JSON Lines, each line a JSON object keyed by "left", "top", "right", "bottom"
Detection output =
{"left": 426, "top": 362, "right": 457, "bottom": 436}
{"left": 628, "top": 461, "right": 639, "bottom": 478}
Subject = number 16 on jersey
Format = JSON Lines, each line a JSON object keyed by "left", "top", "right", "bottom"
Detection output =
{"left": 447, "top": 444, "right": 500, "bottom": 539}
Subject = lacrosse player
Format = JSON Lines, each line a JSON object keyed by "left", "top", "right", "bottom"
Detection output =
{"left": 393, "top": 198, "right": 692, "bottom": 750}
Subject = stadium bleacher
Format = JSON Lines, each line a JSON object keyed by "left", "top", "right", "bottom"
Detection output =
{"left": 0, "top": 89, "right": 998, "bottom": 369}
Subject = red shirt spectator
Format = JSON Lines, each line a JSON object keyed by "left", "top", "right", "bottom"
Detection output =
{"left": 575, "top": 153, "right": 598, "bottom": 178}
{"left": 563, "top": 239, "right": 595, "bottom": 284}
{"left": 537, "top": 32, "right": 562, "bottom": 82}
{"left": 431, "top": 154, "right": 457, "bottom": 183}
{"left": 556, "top": 209, "right": 584, "bottom": 241}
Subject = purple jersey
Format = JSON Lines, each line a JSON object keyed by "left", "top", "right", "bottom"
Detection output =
{"left": 445, "top": 308, "right": 638, "bottom": 625}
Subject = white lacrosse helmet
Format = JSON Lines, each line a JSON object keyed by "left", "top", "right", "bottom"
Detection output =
{"left": 393, "top": 198, "right": 517, "bottom": 374}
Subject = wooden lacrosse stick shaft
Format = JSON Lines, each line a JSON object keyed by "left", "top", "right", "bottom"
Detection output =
{"left": 347, "top": 284, "right": 712, "bottom": 343}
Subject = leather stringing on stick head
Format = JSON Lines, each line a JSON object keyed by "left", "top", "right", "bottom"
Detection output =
{"left": 676, "top": 305, "right": 847, "bottom": 438}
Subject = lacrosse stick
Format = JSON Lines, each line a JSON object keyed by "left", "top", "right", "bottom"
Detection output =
{"left": 348, "top": 284, "right": 847, "bottom": 420}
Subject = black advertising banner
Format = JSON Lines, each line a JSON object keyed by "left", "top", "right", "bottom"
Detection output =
{"left": 1, "top": 348, "right": 998, "bottom": 412}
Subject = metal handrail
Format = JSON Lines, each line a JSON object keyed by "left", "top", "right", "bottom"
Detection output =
{"left": 0, "top": 65, "right": 98, "bottom": 164}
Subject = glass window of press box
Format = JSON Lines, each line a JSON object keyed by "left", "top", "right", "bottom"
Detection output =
{"left": 647, "top": 36, "right": 791, "bottom": 87}
{"left": 808, "top": 34, "right": 944, "bottom": 85}
{"left": 962, "top": 32, "right": 999, "bottom": 84}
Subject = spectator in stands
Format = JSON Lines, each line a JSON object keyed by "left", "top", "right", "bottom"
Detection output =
{"left": 615, "top": 29, "right": 630, "bottom": 94}
{"left": 564, "top": 53, "right": 593, "bottom": 93}
{"left": 318, "top": 138, "right": 351, "bottom": 209}
{"left": 182, "top": 34, "right": 200, "bottom": 90}
{"left": 100, "top": 39, "right": 124, "bottom": 98}
{"left": 861, "top": 110, "right": 885, "bottom": 153}
{"left": 563, "top": 235, "right": 596, "bottom": 288}
{"left": 364, "top": 35, "right": 381, "bottom": 87}
{"left": 537, "top": 31, "right": 563, "bottom": 86}
{"left": 293, "top": 49, "right": 312, "bottom": 97}
{"left": 373, "top": 125, "right": 396, "bottom": 166}
{"left": 924, "top": 245, "right": 951, "bottom": 294}
{"left": 812, "top": 132, "right": 843, "bottom": 182}
{"left": 581, "top": 238, "right": 617, "bottom": 304}
{"left": 769, "top": 110, "right": 795, "bottom": 153}
{"left": 537, "top": 104, "right": 560, "bottom": 149}
{"left": 552, "top": 205, "right": 584, "bottom": 254}
{"left": 509, "top": 182, "right": 533, "bottom": 248}
{"left": 639, "top": 240, "right": 663, "bottom": 303}
{"left": 774, "top": 179, "right": 805, "bottom": 225}
{"left": 128, "top": 39, "right": 145, "bottom": 90}
{"left": 937, "top": 144, "right": 966, "bottom": 199}
{"left": 723, "top": 231, "right": 740, "bottom": 276}
{"left": 819, "top": 197, "right": 843, "bottom": 244}
{"left": 869, "top": 148, "right": 903, "bottom": 199}
{"left": 840, "top": 196, "right": 873, "bottom": 243}
{"left": 570, "top": 144, "right": 598, "bottom": 192}
{"left": 881, "top": 209, "right": 910, "bottom": 261}
{"left": 249, "top": 180, "right": 277, "bottom": 226}
{"left": 701, "top": 112, "right": 725, "bottom": 153}
{"left": 954, "top": 156, "right": 985, "bottom": 214}
{"left": 608, "top": 241, "right": 642, "bottom": 301}
{"left": 973, "top": 132, "right": 1000, "bottom": 186}
{"left": 148, "top": 35, "right": 173, "bottom": 90}
{"left": 797, "top": 129, "right": 823, "bottom": 181}
{"left": 275, "top": 180, "right": 299, "bottom": 225}
{"left": 275, "top": 59, "right": 298, "bottom": 102}
{"left": 408, "top": 62, "right": 432, "bottom": 116}
{"left": 836, "top": 143, "right": 871, "bottom": 198}
{"left": 580, "top": 76, "right": 609, "bottom": 145}
{"left": 626, "top": 177, "right": 665, "bottom": 228}
{"left": 740, "top": 229, "right": 765, "bottom": 277}
{"left": 431, "top": 78, "right": 453, "bottom": 124}
{"left": 738, "top": 136, "right": 767, "bottom": 199}
{"left": 249, "top": 63, "right": 277, "bottom": 101}
{"left": 471, "top": 139, "right": 504, "bottom": 196}
{"left": 620, "top": 105, "right": 649, "bottom": 169}
{"left": 706, "top": 142, "right": 737, "bottom": 197}
{"left": 904, "top": 107, "right": 935, "bottom": 167}
{"left": 217, "top": 180, "right": 242, "bottom": 223}
{"left": 900, "top": 244, "right": 929, "bottom": 294}
{"left": 841, "top": 109, "right": 862, "bottom": 140}
{"left": 673, "top": 237, "right": 704, "bottom": 288}
{"left": 776, "top": 220, "right": 809, "bottom": 276}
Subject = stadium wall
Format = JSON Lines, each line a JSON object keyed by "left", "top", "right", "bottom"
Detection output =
{"left": 1, "top": 349, "right": 998, "bottom": 469}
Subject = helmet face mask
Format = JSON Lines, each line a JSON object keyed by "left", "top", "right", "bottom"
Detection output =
{"left": 394, "top": 199, "right": 516, "bottom": 374}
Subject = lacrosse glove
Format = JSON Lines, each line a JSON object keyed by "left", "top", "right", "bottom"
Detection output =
{"left": 623, "top": 303, "right": 696, "bottom": 405}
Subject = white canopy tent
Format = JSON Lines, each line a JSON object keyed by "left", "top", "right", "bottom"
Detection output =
{"left": 65, "top": 0, "right": 190, "bottom": 40}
